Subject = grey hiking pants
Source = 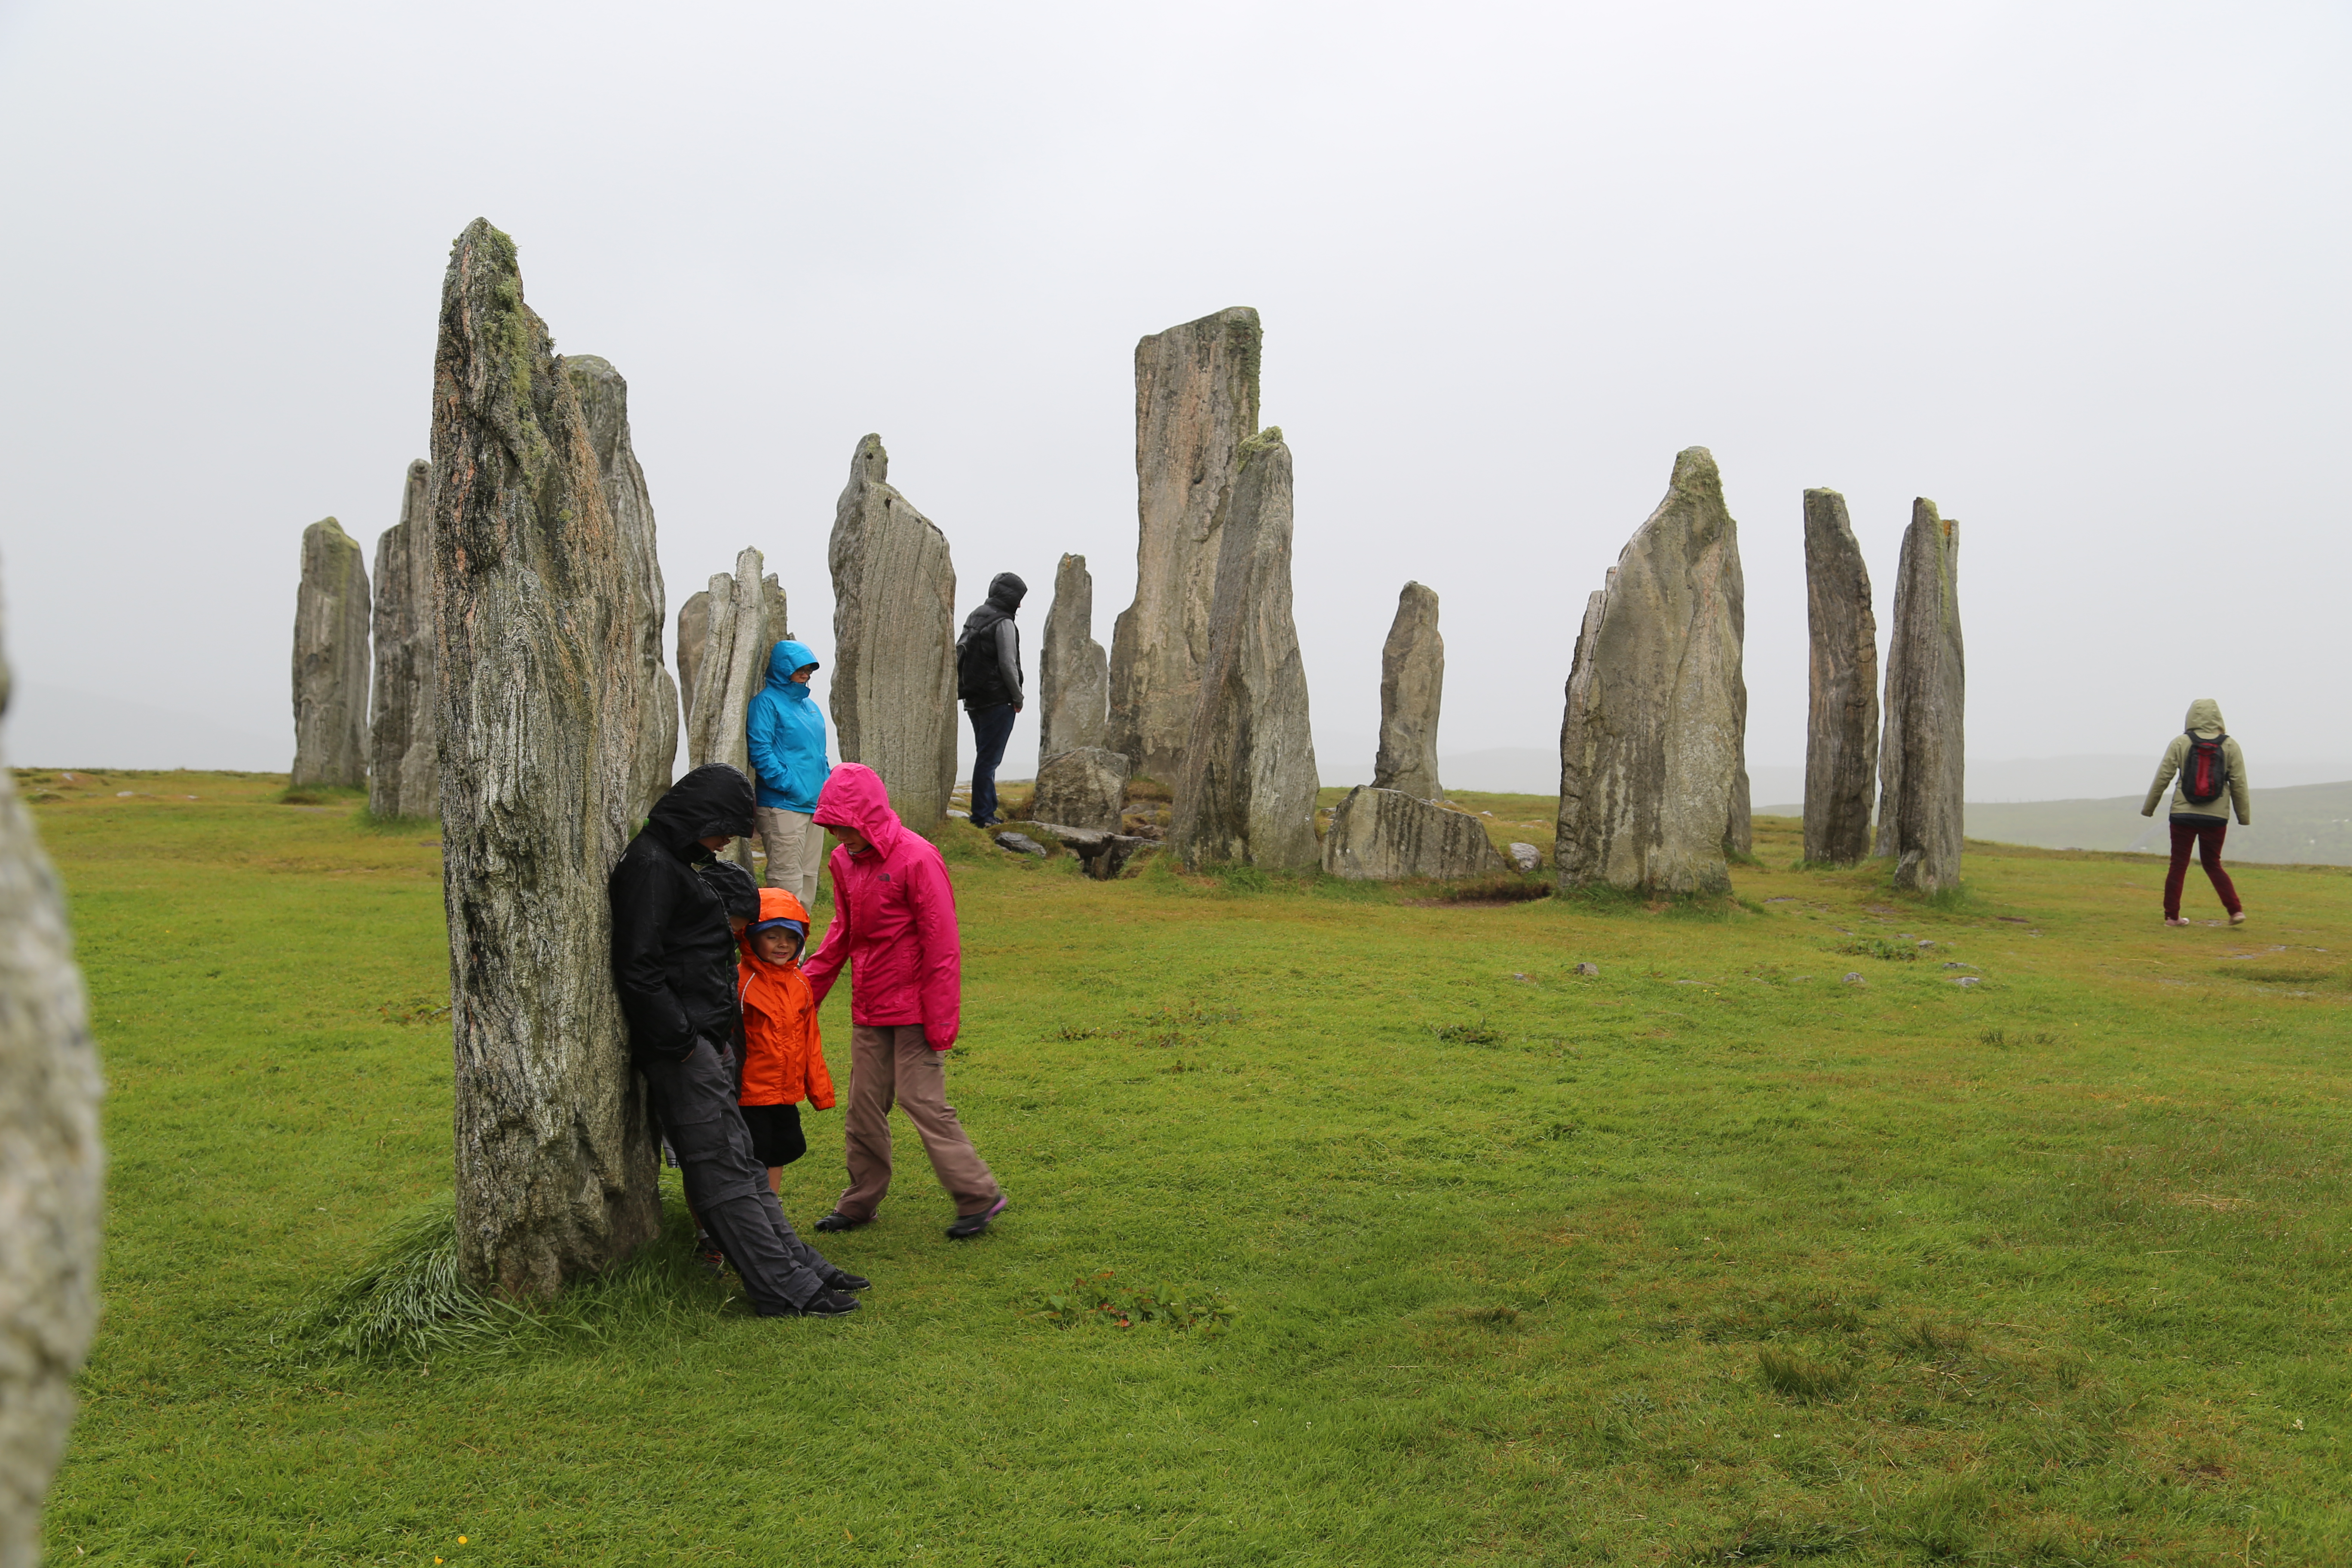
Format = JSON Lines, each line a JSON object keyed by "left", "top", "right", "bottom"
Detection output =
{"left": 640, "top": 1038, "right": 835, "bottom": 1314}
{"left": 837, "top": 1024, "right": 1001, "bottom": 1222}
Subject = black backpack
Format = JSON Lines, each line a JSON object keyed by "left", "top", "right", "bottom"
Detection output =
{"left": 956, "top": 618, "right": 1006, "bottom": 703}
{"left": 2180, "top": 732, "right": 2229, "bottom": 806}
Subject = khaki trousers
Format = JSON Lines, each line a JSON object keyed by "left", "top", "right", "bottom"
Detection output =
{"left": 838, "top": 1024, "right": 1000, "bottom": 1221}
{"left": 753, "top": 806, "right": 827, "bottom": 908}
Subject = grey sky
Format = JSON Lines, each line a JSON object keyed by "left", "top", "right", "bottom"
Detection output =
{"left": 3, "top": 0, "right": 2345, "bottom": 790}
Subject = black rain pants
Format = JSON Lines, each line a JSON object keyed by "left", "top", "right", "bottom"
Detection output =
{"left": 640, "top": 1038, "right": 836, "bottom": 1315}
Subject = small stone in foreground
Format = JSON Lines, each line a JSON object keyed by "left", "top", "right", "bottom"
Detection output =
{"left": 1507, "top": 842, "right": 1541, "bottom": 874}
{"left": 1574, "top": 962, "right": 1599, "bottom": 977}
{"left": 1843, "top": 972, "right": 1865, "bottom": 985}
{"left": 993, "top": 831, "right": 1047, "bottom": 858}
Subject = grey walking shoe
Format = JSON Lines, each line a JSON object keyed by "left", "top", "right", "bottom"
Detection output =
{"left": 776, "top": 1289, "right": 861, "bottom": 1318}
{"left": 946, "top": 1194, "right": 1009, "bottom": 1239}
{"left": 826, "top": 1269, "right": 872, "bottom": 1292}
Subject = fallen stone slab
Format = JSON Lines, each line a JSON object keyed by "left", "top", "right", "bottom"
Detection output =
{"left": 1021, "top": 820, "right": 1152, "bottom": 880}
{"left": 993, "top": 830, "right": 1048, "bottom": 858}
{"left": 1320, "top": 786, "right": 1507, "bottom": 881}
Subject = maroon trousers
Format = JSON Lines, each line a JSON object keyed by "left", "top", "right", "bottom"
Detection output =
{"left": 2165, "top": 819, "right": 2241, "bottom": 919}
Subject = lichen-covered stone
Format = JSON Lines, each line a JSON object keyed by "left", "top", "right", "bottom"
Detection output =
{"left": 829, "top": 434, "right": 957, "bottom": 830}
{"left": 291, "top": 516, "right": 371, "bottom": 788}
{"left": 1372, "top": 581, "right": 1445, "bottom": 800}
{"left": 429, "top": 218, "right": 659, "bottom": 1298}
{"left": 1801, "top": 488, "right": 1880, "bottom": 864}
{"left": 1555, "top": 447, "right": 1749, "bottom": 895}
{"left": 0, "top": 585, "right": 103, "bottom": 1568}
{"left": 1038, "top": 552, "right": 1107, "bottom": 764}
{"left": 1108, "top": 307, "right": 1262, "bottom": 784}
{"left": 1321, "top": 787, "right": 1506, "bottom": 880}
{"left": 1030, "top": 746, "right": 1129, "bottom": 832}
{"left": 1875, "top": 499, "right": 1964, "bottom": 891}
{"left": 1507, "top": 842, "right": 1541, "bottom": 874}
{"left": 681, "top": 551, "right": 780, "bottom": 874}
{"left": 676, "top": 590, "right": 710, "bottom": 729}
{"left": 1171, "top": 428, "right": 1319, "bottom": 871}
{"left": 368, "top": 460, "right": 438, "bottom": 819}
{"left": 566, "top": 355, "right": 680, "bottom": 815}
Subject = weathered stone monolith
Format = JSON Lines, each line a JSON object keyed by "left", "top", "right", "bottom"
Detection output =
{"left": 1038, "top": 553, "right": 1108, "bottom": 765}
{"left": 430, "top": 218, "right": 659, "bottom": 1299}
{"left": 0, "top": 579, "right": 104, "bottom": 1568}
{"left": 1171, "top": 428, "right": 1319, "bottom": 870}
{"left": 1801, "top": 488, "right": 1880, "bottom": 865}
{"left": 1321, "top": 787, "right": 1505, "bottom": 881}
{"left": 1555, "top": 447, "right": 1750, "bottom": 895}
{"left": 1030, "top": 746, "right": 1130, "bottom": 832}
{"left": 368, "top": 460, "right": 438, "bottom": 819}
{"left": 683, "top": 550, "right": 776, "bottom": 873}
{"left": 677, "top": 590, "right": 710, "bottom": 728}
{"left": 1874, "top": 499, "right": 1964, "bottom": 891}
{"left": 829, "top": 435, "right": 957, "bottom": 830}
{"left": 566, "top": 356, "right": 680, "bottom": 815}
{"left": 1372, "top": 581, "right": 1445, "bottom": 801}
{"left": 291, "top": 517, "right": 371, "bottom": 788}
{"left": 1108, "top": 307, "right": 1262, "bottom": 784}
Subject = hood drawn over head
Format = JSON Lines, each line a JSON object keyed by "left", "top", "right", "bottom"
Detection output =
{"left": 986, "top": 572, "right": 1027, "bottom": 612}
{"left": 2184, "top": 698, "right": 2226, "bottom": 736}
{"left": 743, "top": 886, "right": 811, "bottom": 961}
{"left": 810, "top": 762, "right": 906, "bottom": 856}
{"left": 644, "top": 763, "right": 757, "bottom": 853}
{"left": 698, "top": 859, "right": 761, "bottom": 921}
{"left": 766, "top": 638, "right": 819, "bottom": 693}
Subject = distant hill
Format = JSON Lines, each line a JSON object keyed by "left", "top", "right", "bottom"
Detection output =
{"left": 1961, "top": 780, "right": 2352, "bottom": 866}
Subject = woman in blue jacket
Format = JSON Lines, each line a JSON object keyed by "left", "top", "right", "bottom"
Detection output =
{"left": 746, "top": 639, "right": 832, "bottom": 906}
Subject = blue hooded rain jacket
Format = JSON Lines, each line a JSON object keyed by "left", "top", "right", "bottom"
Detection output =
{"left": 746, "top": 639, "right": 831, "bottom": 813}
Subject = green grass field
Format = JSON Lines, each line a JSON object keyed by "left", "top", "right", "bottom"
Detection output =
{"left": 27, "top": 766, "right": 2352, "bottom": 1565}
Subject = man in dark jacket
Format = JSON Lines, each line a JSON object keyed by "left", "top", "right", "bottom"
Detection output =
{"left": 609, "top": 763, "right": 867, "bottom": 1317}
{"left": 956, "top": 572, "right": 1026, "bottom": 827}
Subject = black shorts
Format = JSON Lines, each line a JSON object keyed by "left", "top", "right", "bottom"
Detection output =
{"left": 738, "top": 1102, "right": 807, "bottom": 1168}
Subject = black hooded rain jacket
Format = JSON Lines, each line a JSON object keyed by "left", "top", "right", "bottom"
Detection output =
{"left": 610, "top": 764, "right": 758, "bottom": 1063}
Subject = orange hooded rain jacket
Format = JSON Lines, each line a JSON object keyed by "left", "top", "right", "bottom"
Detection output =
{"left": 735, "top": 887, "right": 835, "bottom": 1110}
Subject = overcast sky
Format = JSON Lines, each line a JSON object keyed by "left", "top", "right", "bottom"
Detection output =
{"left": 2, "top": 0, "right": 2345, "bottom": 790}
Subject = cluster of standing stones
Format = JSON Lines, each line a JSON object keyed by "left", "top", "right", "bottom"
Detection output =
{"left": 262, "top": 219, "right": 1969, "bottom": 1293}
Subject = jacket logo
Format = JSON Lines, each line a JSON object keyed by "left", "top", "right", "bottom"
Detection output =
{"left": 881, "top": 872, "right": 892, "bottom": 882}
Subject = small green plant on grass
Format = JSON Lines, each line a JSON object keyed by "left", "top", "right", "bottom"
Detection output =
{"left": 1837, "top": 937, "right": 1920, "bottom": 961}
{"left": 1428, "top": 1018, "right": 1501, "bottom": 1044}
{"left": 1030, "top": 1271, "right": 1236, "bottom": 1335}
{"left": 1978, "top": 1027, "right": 2058, "bottom": 1047}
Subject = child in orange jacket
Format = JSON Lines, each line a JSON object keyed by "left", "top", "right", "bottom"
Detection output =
{"left": 737, "top": 887, "right": 836, "bottom": 1192}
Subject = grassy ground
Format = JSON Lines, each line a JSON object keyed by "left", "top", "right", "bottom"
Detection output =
{"left": 28, "top": 766, "right": 2352, "bottom": 1565}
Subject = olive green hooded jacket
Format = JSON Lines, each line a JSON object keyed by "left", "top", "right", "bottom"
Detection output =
{"left": 2140, "top": 698, "right": 2250, "bottom": 824}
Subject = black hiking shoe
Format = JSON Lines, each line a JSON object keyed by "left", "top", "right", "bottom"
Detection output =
{"left": 946, "top": 1194, "right": 1009, "bottom": 1239}
{"left": 826, "top": 1269, "right": 873, "bottom": 1292}
{"left": 813, "top": 1211, "right": 867, "bottom": 1234}
{"left": 781, "top": 1289, "right": 861, "bottom": 1318}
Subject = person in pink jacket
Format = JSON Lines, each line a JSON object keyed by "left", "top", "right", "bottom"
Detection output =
{"left": 802, "top": 764, "right": 1008, "bottom": 1239}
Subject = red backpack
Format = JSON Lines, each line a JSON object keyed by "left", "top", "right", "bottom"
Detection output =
{"left": 2180, "top": 732, "right": 2230, "bottom": 806}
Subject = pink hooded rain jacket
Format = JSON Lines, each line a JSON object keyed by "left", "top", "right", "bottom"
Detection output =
{"left": 802, "top": 763, "right": 962, "bottom": 1050}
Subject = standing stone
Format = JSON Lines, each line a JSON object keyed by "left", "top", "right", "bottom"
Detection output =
{"left": 368, "top": 460, "right": 439, "bottom": 819}
{"left": 1371, "top": 582, "right": 1446, "bottom": 801}
{"left": 1801, "top": 488, "right": 1880, "bottom": 865}
{"left": 682, "top": 550, "right": 775, "bottom": 873}
{"left": 1038, "top": 552, "right": 1108, "bottom": 765}
{"left": 829, "top": 434, "right": 957, "bottom": 830}
{"left": 1554, "top": 447, "right": 1749, "bottom": 895}
{"left": 1029, "top": 746, "right": 1130, "bottom": 832}
{"left": 1874, "top": 499, "right": 1964, "bottom": 891}
{"left": 290, "top": 517, "right": 371, "bottom": 788}
{"left": 0, "top": 581, "right": 104, "bottom": 1568}
{"left": 676, "top": 590, "right": 710, "bottom": 729}
{"left": 430, "top": 218, "right": 659, "bottom": 1300}
{"left": 1322, "top": 787, "right": 1506, "bottom": 881}
{"left": 566, "top": 356, "right": 680, "bottom": 815}
{"left": 1108, "top": 307, "right": 1262, "bottom": 784}
{"left": 1171, "top": 428, "right": 1319, "bottom": 871}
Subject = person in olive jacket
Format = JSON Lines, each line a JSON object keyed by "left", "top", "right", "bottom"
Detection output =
{"left": 609, "top": 763, "right": 867, "bottom": 1317}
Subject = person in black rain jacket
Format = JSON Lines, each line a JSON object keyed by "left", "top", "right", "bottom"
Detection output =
{"left": 609, "top": 763, "right": 868, "bottom": 1317}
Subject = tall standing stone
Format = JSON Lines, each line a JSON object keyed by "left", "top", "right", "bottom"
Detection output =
{"left": 682, "top": 550, "right": 780, "bottom": 874}
{"left": 1801, "top": 488, "right": 1880, "bottom": 865}
{"left": 430, "top": 218, "right": 658, "bottom": 1299}
{"left": 1555, "top": 447, "right": 1750, "bottom": 895}
{"left": 1038, "top": 552, "right": 1108, "bottom": 766}
{"left": 566, "top": 356, "right": 680, "bottom": 815}
{"left": 290, "top": 517, "right": 371, "bottom": 788}
{"left": 1171, "top": 428, "right": 1319, "bottom": 871}
{"left": 676, "top": 590, "right": 710, "bottom": 729}
{"left": 0, "top": 578, "right": 104, "bottom": 1568}
{"left": 368, "top": 460, "right": 439, "bottom": 819}
{"left": 1371, "top": 581, "right": 1445, "bottom": 800}
{"left": 1108, "top": 307, "right": 1262, "bottom": 784}
{"left": 829, "top": 435, "right": 957, "bottom": 830}
{"left": 1874, "top": 499, "right": 1964, "bottom": 891}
